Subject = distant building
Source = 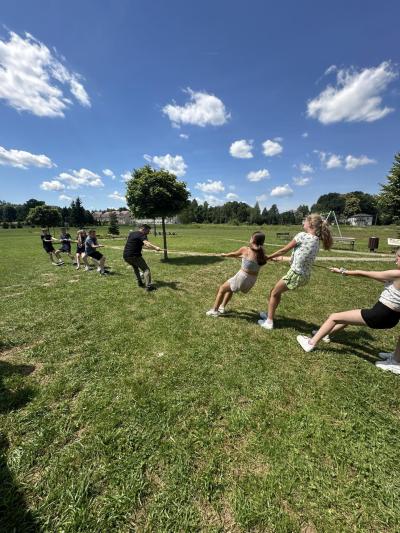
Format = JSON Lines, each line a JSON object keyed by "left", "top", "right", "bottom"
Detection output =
{"left": 92, "top": 210, "right": 177, "bottom": 225}
{"left": 347, "top": 213, "right": 373, "bottom": 226}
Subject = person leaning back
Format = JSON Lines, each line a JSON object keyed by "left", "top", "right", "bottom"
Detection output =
{"left": 123, "top": 224, "right": 161, "bottom": 291}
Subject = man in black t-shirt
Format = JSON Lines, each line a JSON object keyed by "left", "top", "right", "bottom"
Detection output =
{"left": 123, "top": 224, "right": 161, "bottom": 291}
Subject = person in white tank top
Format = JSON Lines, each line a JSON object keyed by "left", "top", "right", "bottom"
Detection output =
{"left": 297, "top": 248, "right": 400, "bottom": 375}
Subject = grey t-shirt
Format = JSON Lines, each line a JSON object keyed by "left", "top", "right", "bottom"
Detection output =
{"left": 85, "top": 236, "right": 97, "bottom": 255}
{"left": 290, "top": 232, "right": 320, "bottom": 275}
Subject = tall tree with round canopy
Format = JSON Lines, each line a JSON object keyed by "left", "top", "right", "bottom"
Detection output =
{"left": 125, "top": 165, "right": 190, "bottom": 260}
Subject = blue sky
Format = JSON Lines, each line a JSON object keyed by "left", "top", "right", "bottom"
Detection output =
{"left": 0, "top": 0, "right": 399, "bottom": 211}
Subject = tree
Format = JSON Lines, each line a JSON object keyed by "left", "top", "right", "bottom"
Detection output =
{"left": 2, "top": 204, "right": 17, "bottom": 222}
{"left": 108, "top": 211, "right": 120, "bottom": 235}
{"left": 343, "top": 195, "right": 361, "bottom": 218}
{"left": 294, "top": 204, "right": 310, "bottom": 224}
{"left": 267, "top": 204, "right": 280, "bottom": 225}
{"left": 311, "top": 193, "right": 346, "bottom": 215}
{"left": 69, "top": 197, "right": 86, "bottom": 227}
{"left": 26, "top": 205, "right": 61, "bottom": 228}
{"left": 378, "top": 153, "right": 400, "bottom": 224}
{"left": 126, "top": 165, "right": 190, "bottom": 259}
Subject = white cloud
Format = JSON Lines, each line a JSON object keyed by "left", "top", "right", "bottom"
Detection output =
{"left": 256, "top": 193, "right": 268, "bottom": 203}
{"left": 247, "top": 169, "right": 270, "bottom": 182}
{"left": 226, "top": 192, "right": 239, "bottom": 200}
{"left": 41, "top": 168, "right": 104, "bottom": 191}
{"left": 326, "top": 154, "right": 342, "bottom": 169}
{"left": 345, "top": 155, "right": 376, "bottom": 170}
{"left": 307, "top": 61, "right": 397, "bottom": 124}
{"left": 196, "top": 194, "right": 223, "bottom": 206}
{"left": 293, "top": 176, "right": 311, "bottom": 186}
{"left": 40, "top": 180, "right": 65, "bottom": 191}
{"left": 229, "top": 139, "right": 253, "bottom": 159}
{"left": 163, "top": 88, "right": 230, "bottom": 127}
{"left": 0, "top": 31, "right": 90, "bottom": 117}
{"left": 195, "top": 180, "right": 225, "bottom": 193}
{"left": 143, "top": 153, "right": 187, "bottom": 177}
{"left": 228, "top": 185, "right": 236, "bottom": 190}
{"left": 59, "top": 194, "right": 72, "bottom": 202}
{"left": 103, "top": 168, "right": 115, "bottom": 179}
{"left": 179, "top": 133, "right": 189, "bottom": 139}
{"left": 0, "top": 145, "right": 55, "bottom": 169}
{"left": 270, "top": 184, "right": 293, "bottom": 197}
{"left": 262, "top": 139, "right": 283, "bottom": 157}
{"left": 299, "top": 163, "right": 314, "bottom": 174}
{"left": 108, "top": 191, "right": 126, "bottom": 202}
{"left": 121, "top": 171, "right": 132, "bottom": 182}
{"left": 274, "top": 137, "right": 283, "bottom": 142}
{"left": 302, "top": 132, "right": 309, "bottom": 138}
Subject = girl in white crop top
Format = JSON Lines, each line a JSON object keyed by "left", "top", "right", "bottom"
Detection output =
{"left": 297, "top": 248, "right": 400, "bottom": 375}
{"left": 206, "top": 232, "right": 267, "bottom": 317}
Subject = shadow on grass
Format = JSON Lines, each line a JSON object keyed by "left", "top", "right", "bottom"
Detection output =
{"left": 0, "top": 361, "right": 36, "bottom": 414}
{"left": 154, "top": 280, "right": 186, "bottom": 291}
{"left": 0, "top": 434, "right": 40, "bottom": 532}
{"left": 161, "top": 255, "right": 224, "bottom": 266}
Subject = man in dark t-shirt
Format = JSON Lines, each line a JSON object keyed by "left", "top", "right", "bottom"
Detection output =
{"left": 123, "top": 224, "right": 161, "bottom": 291}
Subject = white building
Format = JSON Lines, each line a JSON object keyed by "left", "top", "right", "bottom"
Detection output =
{"left": 347, "top": 213, "right": 373, "bottom": 226}
{"left": 92, "top": 210, "right": 177, "bottom": 225}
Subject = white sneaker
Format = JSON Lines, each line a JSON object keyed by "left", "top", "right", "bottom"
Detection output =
{"left": 84, "top": 266, "right": 90, "bottom": 271}
{"left": 206, "top": 309, "right": 220, "bottom": 317}
{"left": 378, "top": 352, "right": 394, "bottom": 360}
{"left": 375, "top": 360, "right": 400, "bottom": 375}
{"left": 312, "top": 330, "right": 331, "bottom": 343}
{"left": 258, "top": 319, "right": 274, "bottom": 330}
{"left": 259, "top": 311, "right": 267, "bottom": 320}
{"left": 75, "top": 265, "right": 80, "bottom": 270}
{"left": 97, "top": 267, "right": 101, "bottom": 272}
{"left": 52, "top": 262, "right": 59, "bottom": 266}
{"left": 218, "top": 306, "right": 225, "bottom": 314}
{"left": 297, "top": 335, "right": 315, "bottom": 352}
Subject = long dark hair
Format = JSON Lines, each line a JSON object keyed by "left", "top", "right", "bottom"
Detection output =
{"left": 250, "top": 231, "right": 267, "bottom": 265}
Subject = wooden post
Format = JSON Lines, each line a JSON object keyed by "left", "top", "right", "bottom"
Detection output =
{"left": 162, "top": 217, "right": 168, "bottom": 260}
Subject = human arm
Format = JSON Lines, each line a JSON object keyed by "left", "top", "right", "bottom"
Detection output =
{"left": 270, "top": 255, "right": 291, "bottom": 263}
{"left": 143, "top": 240, "right": 161, "bottom": 251}
{"left": 267, "top": 239, "right": 297, "bottom": 261}
{"left": 330, "top": 267, "right": 400, "bottom": 283}
{"left": 221, "top": 246, "right": 247, "bottom": 258}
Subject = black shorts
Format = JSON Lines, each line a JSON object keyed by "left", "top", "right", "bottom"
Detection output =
{"left": 76, "top": 246, "right": 85, "bottom": 254}
{"left": 361, "top": 301, "right": 400, "bottom": 329}
{"left": 87, "top": 251, "right": 103, "bottom": 261}
{"left": 59, "top": 246, "right": 71, "bottom": 253}
{"left": 43, "top": 246, "right": 55, "bottom": 253}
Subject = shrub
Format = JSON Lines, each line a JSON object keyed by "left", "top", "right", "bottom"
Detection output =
{"left": 2, "top": 222, "right": 9, "bottom": 229}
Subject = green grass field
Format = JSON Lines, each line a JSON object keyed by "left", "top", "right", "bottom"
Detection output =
{"left": 1, "top": 225, "right": 400, "bottom": 532}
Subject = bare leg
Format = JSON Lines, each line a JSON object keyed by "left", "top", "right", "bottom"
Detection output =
{"left": 212, "top": 281, "right": 233, "bottom": 311}
{"left": 99, "top": 256, "right": 106, "bottom": 272}
{"left": 393, "top": 337, "right": 400, "bottom": 363}
{"left": 48, "top": 252, "right": 54, "bottom": 263}
{"left": 310, "top": 309, "right": 366, "bottom": 346}
{"left": 81, "top": 253, "right": 89, "bottom": 267}
{"left": 222, "top": 290, "right": 233, "bottom": 308}
{"left": 76, "top": 253, "right": 80, "bottom": 268}
{"left": 267, "top": 279, "right": 290, "bottom": 321}
{"left": 54, "top": 250, "right": 62, "bottom": 261}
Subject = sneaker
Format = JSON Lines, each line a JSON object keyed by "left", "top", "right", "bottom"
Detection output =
{"left": 84, "top": 266, "right": 90, "bottom": 271}
{"left": 258, "top": 319, "right": 274, "bottom": 330}
{"left": 146, "top": 285, "right": 157, "bottom": 292}
{"left": 297, "top": 335, "right": 315, "bottom": 352}
{"left": 375, "top": 360, "right": 400, "bottom": 375}
{"left": 75, "top": 265, "right": 80, "bottom": 270}
{"left": 97, "top": 267, "right": 101, "bottom": 272}
{"left": 218, "top": 306, "right": 225, "bottom": 314}
{"left": 378, "top": 351, "right": 394, "bottom": 360}
{"left": 58, "top": 261, "right": 64, "bottom": 265}
{"left": 259, "top": 311, "right": 267, "bottom": 320}
{"left": 52, "top": 262, "right": 59, "bottom": 266}
{"left": 312, "top": 330, "right": 331, "bottom": 343}
{"left": 206, "top": 309, "right": 220, "bottom": 317}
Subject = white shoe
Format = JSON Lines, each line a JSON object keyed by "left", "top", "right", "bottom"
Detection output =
{"left": 218, "top": 306, "right": 225, "bottom": 314}
{"left": 297, "top": 335, "right": 315, "bottom": 352}
{"left": 259, "top": 311, "right": 267, "bottom": 320}
{"left": 52, "top": 262, "right": 59, "bottom": 266}
{"left": 375, "top": 360, "right": 400, "bottom": 375}
{"left": 312, "top": 330, "right": 331, "bottom": 343}
{"left": 75, "top": 265, "right": 80, "bottom": 270}
{"left": 378, "top": 352, "right": 394, "bottom": 360}
{"left": 258, "top": 319, "right": 274, "bottom": 330}
{"left": 84, "top": 266, "right": 90, "bottom": 271}
{"left": 206, "top": 309, "right": 220, "bottom": 317}
{"left": 97, "top": 267, "right": 101, "bottom": 272}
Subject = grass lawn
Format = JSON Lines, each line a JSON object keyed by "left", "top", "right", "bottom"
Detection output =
{"left": 1, "top": 224, "right": 400, "bottom": 532}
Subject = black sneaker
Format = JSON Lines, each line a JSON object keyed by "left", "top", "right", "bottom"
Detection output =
{"left": 146, "top": 285, "right": 157, "bottom": 292}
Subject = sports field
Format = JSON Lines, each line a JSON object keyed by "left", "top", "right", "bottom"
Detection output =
{"left": 1, "top": 224, "right": 400, "bottom": 532}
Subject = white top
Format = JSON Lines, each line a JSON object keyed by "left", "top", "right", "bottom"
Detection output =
{"left": 290, "top": 232, "right": 320, "bottom": 276}
{"left": 379, "top": 282, "right": 400, "bottom": 312}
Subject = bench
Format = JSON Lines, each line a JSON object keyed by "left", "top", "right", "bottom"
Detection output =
{"left": 276, "top": 232, "right": 290, "bottom": 240}
{"left": 332, "top": 236, "right": 356, "bottom": 250}
{"left": 388, "top": 238, "right": 400, "bottom": 253}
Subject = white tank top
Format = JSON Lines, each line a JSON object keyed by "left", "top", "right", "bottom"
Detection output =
{"left": 379, "top": 282, "right": 400, "bottom": 312}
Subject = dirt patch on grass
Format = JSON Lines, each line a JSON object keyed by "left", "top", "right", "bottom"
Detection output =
{"left": 198, "top": 496, "right": 240, "bottom": 532}
{"left": 0, "top": 340, "right": 43, "bottom": 361}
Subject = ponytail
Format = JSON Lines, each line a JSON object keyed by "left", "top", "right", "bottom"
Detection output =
{"left": 250, "top": 231, "right": 267, "bottom": 265}
{"left": 306, "top": 214, "right": 333, "bottom": 250}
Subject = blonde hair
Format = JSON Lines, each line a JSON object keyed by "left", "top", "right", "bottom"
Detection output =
{"left": 306, "top": 214, "right": 333, "bottom": 250}
{"left": 76, "top": 229, "right": 87, "bottom": 245}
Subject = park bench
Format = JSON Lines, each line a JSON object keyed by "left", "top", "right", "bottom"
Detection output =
{"left": 388, "top": 238, "right": 400, "bottom": 253}
{"left": 332, "top": 236, "right": 356, "bottom": 250}
{"left": 276, "top": 232, "right": 290, "bottom": 240}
